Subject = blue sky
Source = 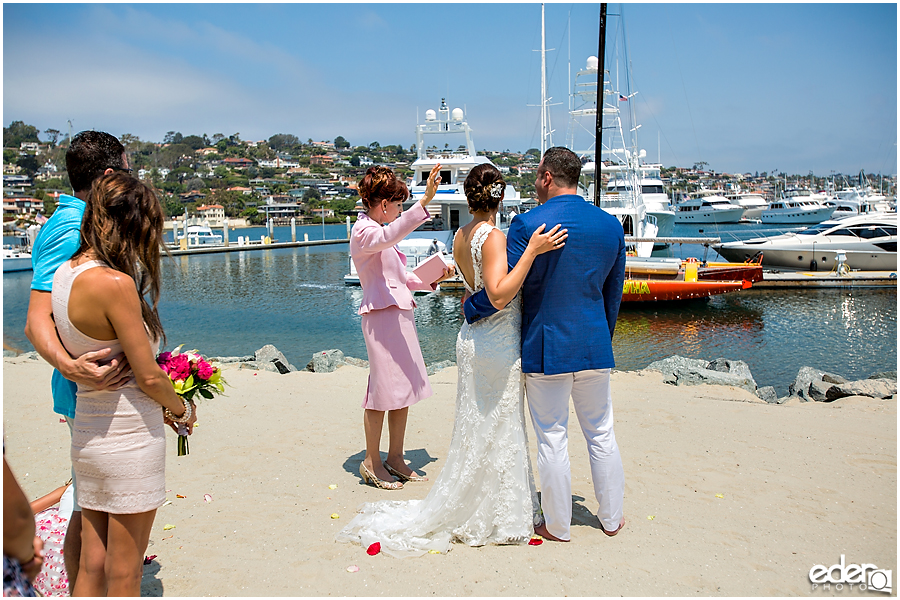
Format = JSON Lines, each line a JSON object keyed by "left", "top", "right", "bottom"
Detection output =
{"left": 3, "top": 3, "right": 897, "bottom": 175}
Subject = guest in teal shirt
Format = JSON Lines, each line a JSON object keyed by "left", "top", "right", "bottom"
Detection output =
{"left": 30, "top": 192, "right": 86, "bottom": 419}
{"left": 23, "top": 130, "right": 132, "bottom": 592}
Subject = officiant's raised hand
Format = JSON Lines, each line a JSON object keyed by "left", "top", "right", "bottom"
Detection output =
{"left": 421, "top": 163, "right": 443, "bottom": 206}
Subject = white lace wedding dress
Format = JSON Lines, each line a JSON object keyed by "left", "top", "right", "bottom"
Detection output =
{"left": 336, "top": 222, "right": 541, "bottom": 558}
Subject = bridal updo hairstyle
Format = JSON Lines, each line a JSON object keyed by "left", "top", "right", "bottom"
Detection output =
{"left": 77, "top": 172, "right": 167, "bottom": 344}
{"left": 358, "top": 166, "right": 409, "bottom": 212}
{"left": 463, "top": 164, "right": 506, "bottom": 213}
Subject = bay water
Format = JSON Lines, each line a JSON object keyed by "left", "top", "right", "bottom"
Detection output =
{"left": 4, "top": 222, "right": 896, "bottom": 396}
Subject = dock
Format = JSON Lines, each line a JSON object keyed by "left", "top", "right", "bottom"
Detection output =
{"left": 165, "top": 238, "right": 347, "bottom": 256}
{"left": 757, "top": 270, "right": 897, "bottom": 289}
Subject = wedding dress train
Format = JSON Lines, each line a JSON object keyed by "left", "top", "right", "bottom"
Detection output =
{"left": 336, "top": 222, "right": 540, "bottom": 557}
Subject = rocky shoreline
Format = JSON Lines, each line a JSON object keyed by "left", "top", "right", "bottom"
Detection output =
{"left": 6, "top": 345, "right": 895, "bottom": 404}
{"left": 643, "top": 355, "right": 897, "bottom": 404}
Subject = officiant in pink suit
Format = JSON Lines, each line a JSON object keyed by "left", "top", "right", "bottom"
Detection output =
{"left": 351, "top": 163, "right": 454, "bottom": 490}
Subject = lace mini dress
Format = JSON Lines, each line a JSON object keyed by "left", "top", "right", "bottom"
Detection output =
{"left": 51, "top": 260, "right": 166, "bottom": 514}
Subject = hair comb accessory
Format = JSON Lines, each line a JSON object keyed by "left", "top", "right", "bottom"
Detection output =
{"left": 490, "top": 182, "right": 504, "bottom": 199}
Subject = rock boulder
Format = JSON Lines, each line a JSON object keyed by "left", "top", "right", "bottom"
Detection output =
{"left": 644, "top": 355, "right": 757, "bottom": 394}
{"left": 255, "top": 345, "right": 297, "bottom": 374}
{"left": 307, "top": 349, "right": 345, "bottom": 373}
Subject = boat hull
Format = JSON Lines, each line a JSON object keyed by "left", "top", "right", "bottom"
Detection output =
{"left": 739, "top": 207, "right": 764, "bottom": 220}
{"left": 760, "top": 207, "right": 833, "bottom": 224}
{"left": 622, "top": 278, "right": 751, "bottom": 302}
{"left": 715, "top": 245, "right": 896, "bottom": 271}
{"left": 674, "top": 207, "right": 744, "bottom": 224}
{"left": 2, "top": 255, "right": 32, "bottom": 272}
{"left": 647, "top": 210, "right": 676, "bottom": 237}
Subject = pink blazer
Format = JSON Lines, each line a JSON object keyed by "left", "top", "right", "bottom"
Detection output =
{"left": 350, "top": 202, "right": 436, "bottom": 315}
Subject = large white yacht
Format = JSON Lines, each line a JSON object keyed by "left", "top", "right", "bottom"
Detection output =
{"left": 636, "top": 162, "right": 676, "bottom": 237}
{"left": 674, "top": 191, "right": 745, "bottom": 223}
{"left": 346, "top": 100, "right": 514, "bottom": 286}
{"left": 403, "top": 99, "right": 520, "bottom": 232}
{"left": 566, "top": 55, "right": 661, "bottom": 257}
{"left": 832, "top": 187, "right": 892, "bottom": 214}
{"left": 724, "top": 191, "right": 768, "bottom": 220}
{"left": 714, "top": 213, "right": 897, "bottom": 271}
{"left": 760, "top": 198, "right": 833, "bottom": 224}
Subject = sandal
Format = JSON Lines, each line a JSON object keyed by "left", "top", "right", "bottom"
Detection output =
{"left": 359, "top": 462, "right": 403, "bottom": 490}
{"left": 384, "top": 463, "right": 428, "bottom": 482}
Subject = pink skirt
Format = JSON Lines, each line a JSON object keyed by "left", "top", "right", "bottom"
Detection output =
{"left": 361, "top": 306, "right": 432, "bottom": 411}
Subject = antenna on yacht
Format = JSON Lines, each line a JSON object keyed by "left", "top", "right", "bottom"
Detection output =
{"left": 593, "top": 3, "right": 607, "bottom": 206}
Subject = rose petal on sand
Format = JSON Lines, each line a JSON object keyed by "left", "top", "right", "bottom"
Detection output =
{"left": 346, "top": 565, "right": 359, "bottom": 573}
{"left": 163, "top": 524, "right": 176, "bottom": 530}
{"left": 162, "top": 535, "right": 173, "bottom": 540}
{"left": 204, "top": 494, "right": 213, "bottom": 503}
{"left": 647, "top": 515, "right": 655, "bottom": 520}
{"left": 176, "top": 494, "right": 186, "bottom": 499}
{"left": 143, "top": 555, "right": 157, "bottom": 565}
{"left": 366, "top": 542, "right": 381, "bottom": 556}
{"left": 330, "top": 513, "right": 340, "bottom": 519}
{"left": 715, "top": 493, "right": 724, "bottom": 499}
{"left": 428, "top": 550, "right": 441, "bottom": 554}
{"left": 162, "top": 500, "right": 173, "bottom": 507}
{"left": 528, "top": 537, "right": 543, "bottom": 546}
{"left": 328, "top": 484, "right": 337, "bottom": 490}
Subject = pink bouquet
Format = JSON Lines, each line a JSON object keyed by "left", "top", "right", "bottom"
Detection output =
{"left": 157, "top": 345, "right": 226, "bottom": 455}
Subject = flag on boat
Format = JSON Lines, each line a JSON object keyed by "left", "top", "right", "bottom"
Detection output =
{"left": 619, "top": 94, "right": 628, "bottom": 101}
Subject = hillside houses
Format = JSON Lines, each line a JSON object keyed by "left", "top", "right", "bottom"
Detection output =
{"left": 4, "top": 121, "right": 895, "bottom": 230}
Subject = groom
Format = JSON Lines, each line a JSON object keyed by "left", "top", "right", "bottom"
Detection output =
{"left": 464, "top": 147, "right": 626, "bottom": 541}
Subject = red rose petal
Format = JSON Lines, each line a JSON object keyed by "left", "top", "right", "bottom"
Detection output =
{"left": 143, "top": 554, "right": 158, "bottom": 564}
{"left": 366, "top": 542, "right": 381, "bottom": 556}
{"left": 528, "top": 538, "right": 543, "bottom": 546}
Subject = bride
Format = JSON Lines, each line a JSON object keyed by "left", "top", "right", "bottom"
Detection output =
{"left": 336, "top": 164, "right": 567, "bottom": 557}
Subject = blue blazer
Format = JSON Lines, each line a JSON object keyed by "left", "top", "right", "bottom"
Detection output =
{"left": 464, "top": 194, "right": 626, "bottom": 375}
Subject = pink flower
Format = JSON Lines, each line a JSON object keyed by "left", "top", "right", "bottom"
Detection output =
{"left": 197, "top": 361, "right": 214, "bottom": 381}
{"left": 168, "top": 354, "right": 192, "bottom": 381}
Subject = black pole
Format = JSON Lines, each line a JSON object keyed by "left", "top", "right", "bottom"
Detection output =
{"left": 594, "top": 3, "right": 607, "bottom": 206}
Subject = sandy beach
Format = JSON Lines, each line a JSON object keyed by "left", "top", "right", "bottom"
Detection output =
{"left": 2, "top": 355, "right": 895, "bottom": 596}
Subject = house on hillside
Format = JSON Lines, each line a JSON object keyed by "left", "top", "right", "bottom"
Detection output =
{"left": 222, "top": 157, "right": 255, "bottom": 169}
{"left": 179, "top": 190, "right": 207, "bottom": 203}
{"left": 196, "top": 204, "right": 225, "bottom": 226}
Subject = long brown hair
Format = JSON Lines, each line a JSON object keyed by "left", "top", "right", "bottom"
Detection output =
{"left": 75, "top": 172, "right": 166, "bottom": 343}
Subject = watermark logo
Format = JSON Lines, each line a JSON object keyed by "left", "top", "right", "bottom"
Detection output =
{"left": 809, "top": 555, "right": 892, "bottom": 593}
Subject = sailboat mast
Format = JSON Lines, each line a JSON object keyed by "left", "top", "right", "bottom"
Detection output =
{"left": 541, "top": 3, "right": 548, "bottom": 156}
{"left": 593, "top": 3, "right": 607, "bottom": 206}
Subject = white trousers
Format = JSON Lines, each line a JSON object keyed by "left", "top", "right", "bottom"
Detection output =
{"left": 525, "top": 369, "right": 624, "bottom": 540}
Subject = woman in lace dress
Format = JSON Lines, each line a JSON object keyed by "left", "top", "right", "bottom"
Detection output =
{"left": 51, "top": 173, "right": 195, "bottom": 596}
{"left": 336, "top": 164, "right": 567, "bottom": 557}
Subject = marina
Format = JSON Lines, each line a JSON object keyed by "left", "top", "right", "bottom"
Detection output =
{"left": 3, "top": 223, "right": 895, "bottom": 397}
